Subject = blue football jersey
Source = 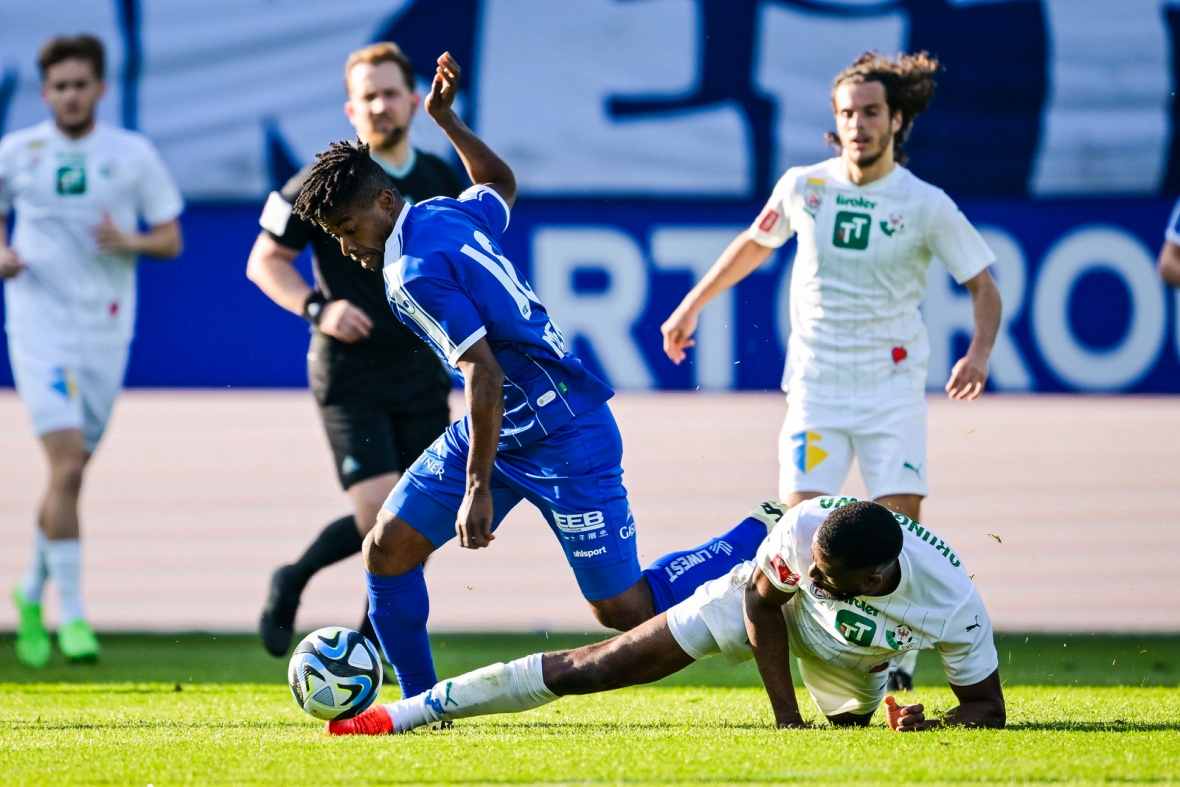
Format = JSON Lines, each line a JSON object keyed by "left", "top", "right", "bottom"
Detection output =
{"left": 382, "top": 185, "right": 613, "bottom": 447}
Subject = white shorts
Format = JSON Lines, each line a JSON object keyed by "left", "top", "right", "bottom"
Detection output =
{"left": 778, "top": 390, "right": 928, "bottom": 501}
{"left": 8, "top": 336, "right": 129, "bottom": 453}
{"left": 666, "top": 563, "right": 887, "bottom": 718}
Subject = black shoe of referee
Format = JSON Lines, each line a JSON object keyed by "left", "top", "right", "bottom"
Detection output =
{"left": 260, "top": 565, "right": 302, "bottom": 657}
{"left": 885, "top": 667, "right": 914, "bottom": 693}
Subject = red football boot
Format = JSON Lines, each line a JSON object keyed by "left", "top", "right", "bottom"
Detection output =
{"left": 326, "top": 705, "right": 395, "bottom": 736}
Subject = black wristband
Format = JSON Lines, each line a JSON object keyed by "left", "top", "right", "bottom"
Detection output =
{"left": 302, "top": 291, "right": 329, "bottom": 325}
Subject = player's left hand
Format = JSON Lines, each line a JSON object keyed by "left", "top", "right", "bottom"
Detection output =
{"left": 945, "top": 352, "right": 988, "bottom": 401}
{"left": 425, "top": 52, "right": 461, "bottom": 120}
{"left": 91, "top": 210, "right": 139, "bottom": 253}
{"left": 885, "top": 695, "right": 939, "bottom": 732}
{"left": 456, "top": 489, "right": 495, "bottom": 549}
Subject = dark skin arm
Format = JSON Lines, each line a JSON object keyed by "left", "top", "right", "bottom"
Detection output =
{"left": 424, "top": 52, "right": 517, "bottom": 209}
{"left": 744, "top": 567, "right": 807, "bottom": 728}
{"left": 1158, "top": 240, "right": 1180, "bottom": 287}
{"left": 455, "top": 336, "right": 504, "bottom": 549}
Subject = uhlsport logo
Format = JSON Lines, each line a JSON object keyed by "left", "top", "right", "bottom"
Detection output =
{"left": 833, "top": 211, "right": 871, "bottom": 249}
{"left": 835, "top": 609, "right": 877, "bottom": 646}
{"left": 572, "top": 546, "right": 607, "bottom": 559}
{"left": 791, "top": 430, "right": 828, "bottom": 473}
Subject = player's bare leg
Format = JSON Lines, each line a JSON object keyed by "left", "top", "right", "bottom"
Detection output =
{"left": 31, "top": 429, "right": 98, "bottom": 661}
{"left": 874, "top": 494, "right": 921, "bottom": 523}
{"left": 329, "top": 613, "right": 695, "bottom": 735}
{"left": 585, "top": 578, "right": 656, "bottom": 632}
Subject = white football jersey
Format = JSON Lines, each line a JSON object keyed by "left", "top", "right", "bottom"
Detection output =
{"left": 753, "top": 497, "right": 998, "bottom": 686}
{"left": 0, "top": 121, "right": 183, "bottom": 346}
{"left": 750, "top": 159, "right": 994, "bottom": 399}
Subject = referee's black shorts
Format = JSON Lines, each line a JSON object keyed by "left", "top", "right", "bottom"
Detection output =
{"left": 309, "top": 342, "right": 453, "bottom": 490}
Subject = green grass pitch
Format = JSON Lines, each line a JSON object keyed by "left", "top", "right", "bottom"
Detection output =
{"left": 2, "top": 632, "right": 1178, "bottom": 785}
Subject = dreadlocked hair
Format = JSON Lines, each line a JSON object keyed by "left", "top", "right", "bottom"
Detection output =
{"left": 292, "top": 138, "right": 393, "bottom": 224}
{"left": 824, "top": 51, "right": 940, "bottom": 166}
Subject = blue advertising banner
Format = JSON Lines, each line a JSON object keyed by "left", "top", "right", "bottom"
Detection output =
{"left": 3, "top": 196, "right": 1176, "bottom": 392}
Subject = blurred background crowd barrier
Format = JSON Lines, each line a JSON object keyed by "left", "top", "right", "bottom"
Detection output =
{"left": 2, "top": 0, "right": 1179, "bottom": 393}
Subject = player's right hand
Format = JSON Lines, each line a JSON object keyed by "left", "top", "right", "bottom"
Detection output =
{"left": 885, "top": 695, "right": 939, "bottom": 732}
{"left": 660, "top": 307, "right": 698, "bottom": 365}
{"left": 317, "top": 300, "right": 373, "bottom": 343}
{"left": 456, "top": 489, "right": 495, "bottom": 549}
{"left": 425, "top": 52, "right": 461, "bottom": 120}
{"left": 0, "top": 246, "right": 25, "bottom": 279}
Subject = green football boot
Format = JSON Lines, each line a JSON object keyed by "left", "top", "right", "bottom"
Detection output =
{"left": 13, "top": 587, "right": 51, "bottom": 668}
{"left": 58, "top": 619, "right": 101, "bottom": 662}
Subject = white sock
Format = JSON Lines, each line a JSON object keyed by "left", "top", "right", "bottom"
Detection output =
{"left": 19, "top": 530, "right": 49, "bottom": 604}
{"left": 386, "top": 653, "right": 557, "bottom": 732}
{"left": 896, "top": 648, "right": 919, "bottom": 674}
{"left": 45, "top": 539, "right": 85, "bottom": 624}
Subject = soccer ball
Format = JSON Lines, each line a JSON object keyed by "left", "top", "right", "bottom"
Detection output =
{"left": 288, "top": 627, "right": 383, "bottom": 721}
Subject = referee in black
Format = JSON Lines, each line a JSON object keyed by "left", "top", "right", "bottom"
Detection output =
{"left": 247, "top": 43, "right": 459, "bottom": 656}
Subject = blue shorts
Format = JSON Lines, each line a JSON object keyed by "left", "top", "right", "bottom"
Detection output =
{"left": 384, "top": 402, "right": 640, "bottom": 601}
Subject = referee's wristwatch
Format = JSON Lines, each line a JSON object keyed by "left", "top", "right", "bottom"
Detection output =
{"left": 302, "top": 291, "right": 329, "bottom": 325}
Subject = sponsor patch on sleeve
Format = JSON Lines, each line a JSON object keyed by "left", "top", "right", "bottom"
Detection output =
{"left": 757, "top": 208, "right": 780, "bottom": 233}
{"left": 259, "top": 191, "right": 293, "bottom": 235}
{"left": 771, "top": 554, "right": 800, "bottom": 586}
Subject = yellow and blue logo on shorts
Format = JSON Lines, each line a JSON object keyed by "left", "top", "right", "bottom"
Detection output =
{"left": 791, "top": 430, "right": 828, "bottom": 473}
{"left": 50, "top": 367, "right": 78, "bottom": 400}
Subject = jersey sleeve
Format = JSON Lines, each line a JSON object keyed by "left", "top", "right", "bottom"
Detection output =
{"left": 747, "top": 172, "right": 795, "bottom": 248}
{"left": 935, "top": 588, "right": 999, "bottom": 687}
{"left": 134, "top": 141, "right": 185, "bottom": 226}
{"left": 754, "top": 503, "right": 804, "bottom": 593}
{"left": 396, "top": 270, "right": 488, "bottom": 366}
{"left": 457, "top": 185, "right": 511, "bottom": 241}
{"left": 1165, "top": 197, "right": 1180, "bottom": 245}
{"left": 925, "top": 192, "right": 995, "bottom": 284}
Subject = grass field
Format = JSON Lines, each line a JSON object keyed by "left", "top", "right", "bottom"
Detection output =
{"left": 2, "top": 632, "right": 1179, "bottom": 785}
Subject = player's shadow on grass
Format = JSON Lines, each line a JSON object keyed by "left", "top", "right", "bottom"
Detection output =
{"left": 1006, "top": 721, "right": 1180, "bottom": 732}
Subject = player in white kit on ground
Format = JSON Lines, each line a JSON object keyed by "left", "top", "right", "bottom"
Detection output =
{"left": 328, "top": 498, "right": 1005, "bottom": 735}
{"left": 1, "top": 36, "right": 184, "bottom": 666}
{"left": 660, "top": 52, "right": 1001, "bottom": 691}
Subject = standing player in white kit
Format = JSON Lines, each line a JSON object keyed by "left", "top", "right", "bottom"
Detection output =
{"left": 661, "top": 52, "right": 1000, "bottom": 690}
{"left": 1, "top": 36, "right": 184, "bottom": 666}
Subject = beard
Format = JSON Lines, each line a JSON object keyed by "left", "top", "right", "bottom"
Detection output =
{"left": 57, "top": 106, "right": 96, "bottom": 136}
{"left": 846, "top": 126, "right": 893, "bottom": 169}
{"left": 369, "top": 121, "right": 408, "bottom": 152}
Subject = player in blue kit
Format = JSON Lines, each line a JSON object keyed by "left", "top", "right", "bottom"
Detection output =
{"left": 291, "top": 53, "right": 769, "bottom": 699}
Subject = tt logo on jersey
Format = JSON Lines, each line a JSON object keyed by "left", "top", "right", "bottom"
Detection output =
{"left": 835, "top": 610, "right": 877, "bottom": 646}
{"left": 833, "top": 211, "right": 871, "bottom": 250}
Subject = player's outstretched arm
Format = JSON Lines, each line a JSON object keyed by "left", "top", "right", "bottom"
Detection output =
{"left": 744, "top": 567, "right": 807, "bottom": 728}
{"left": 424, "top": 52, "right": 516, "bottom": 209}
{"left": 945, "top": 268, "right": 1000, "bottom": 401}
{"left": 661, "top": 234, "right": 773, "bottom": 364}
{"left": 91, "top": 210, "right": 183, "bottom": 259}
{"left": 456, "top": 337, "right": 504, "bottom": 550}
{"left": 1159, "top": 240, "right": 1180, "bottom": 287}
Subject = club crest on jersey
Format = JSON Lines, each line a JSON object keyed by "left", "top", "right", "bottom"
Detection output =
{"left": 770, "top": 554, "right": 800, "bottom": 586}
{"left": 880, "top": 214, "right": 906, "bottom": 236}
{"left": 804, "top": 178, "right": 825, "bottom": 215}
{"left": 886, "top": 625, "right": 917, "bottom": 650}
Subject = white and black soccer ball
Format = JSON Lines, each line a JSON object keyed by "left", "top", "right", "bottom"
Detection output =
{"left": 288, "top": 627, "right": 383, "bottom": 721}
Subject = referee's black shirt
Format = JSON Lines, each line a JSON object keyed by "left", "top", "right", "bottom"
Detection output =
{"left": 262, "top": 149, "right": 461, "bottom": 396}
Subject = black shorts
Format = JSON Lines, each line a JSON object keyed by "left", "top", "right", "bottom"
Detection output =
{"left": 309, "top": 343, "right": 452, "bottom": 490}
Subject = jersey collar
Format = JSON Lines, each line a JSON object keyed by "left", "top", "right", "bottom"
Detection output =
{"left": 383, "top": 201, "right": 412, "bottom": 268}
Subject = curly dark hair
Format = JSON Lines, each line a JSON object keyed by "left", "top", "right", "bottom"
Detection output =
{"left": 825, "top": 51, "right": 941, "bottom": 166}
{"left": 814, "top": 501, "right": 903, "bottom": 571}
{"left": 292, "top": 138, "right": 394, "bottom": 225}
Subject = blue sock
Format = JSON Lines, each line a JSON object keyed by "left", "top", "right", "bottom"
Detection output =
{"left": 366, "top": 565, "right": 437, "bottom": 698}
{"left": 642, "top": 516, "right": 769, "bottom": 613}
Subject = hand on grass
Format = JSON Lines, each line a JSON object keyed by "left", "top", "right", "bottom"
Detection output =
{"left": 885, "top": 695, "right": 940, "bottom": 732}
